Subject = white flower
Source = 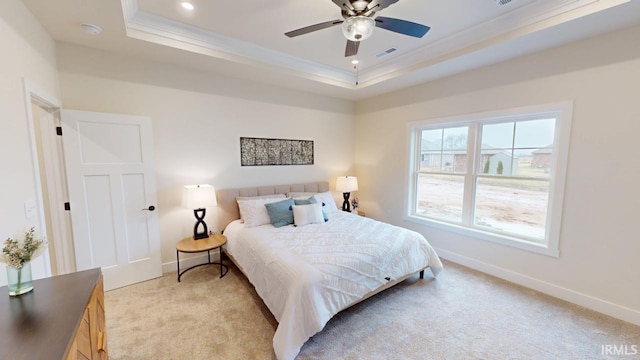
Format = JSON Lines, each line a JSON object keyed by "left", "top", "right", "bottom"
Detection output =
{"left": 0, "top": 227, "right": 46, "bottom": 269}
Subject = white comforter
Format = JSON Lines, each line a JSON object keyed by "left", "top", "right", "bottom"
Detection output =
{"left": 223, "top": 211, "right": 442, "bottom": 360}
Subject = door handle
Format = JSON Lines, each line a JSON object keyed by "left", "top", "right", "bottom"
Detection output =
{"left": 142, "top": 205, "right": 156, "bottom": 211}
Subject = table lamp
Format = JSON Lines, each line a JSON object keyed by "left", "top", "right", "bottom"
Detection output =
{"left": 182, "top": 184, "right": 217, "bottom": 239}
{"left": 335, "top": 176, "right": 358, "bottom": 212}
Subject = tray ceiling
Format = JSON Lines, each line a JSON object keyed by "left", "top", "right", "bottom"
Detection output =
{"left": 22, "top": 0, "right": 640, "bottom": 100}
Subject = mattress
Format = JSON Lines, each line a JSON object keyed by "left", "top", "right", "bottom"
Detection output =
{"left": 223, "top": 210, "right": 442, "bottom": 360}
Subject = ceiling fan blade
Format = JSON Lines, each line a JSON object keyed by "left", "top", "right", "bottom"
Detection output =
{"left": 285, "top": 20, "right": 343, "bottom": 38}
{"left": 345, "top": 40, "right": 360, "bottom": 57}
{"left": 375, "top": 16, "right": 430, "bottom": 38}
{"left": 367, "top": 0, "right": 401, "bottom": 11}
{"left": 333, "top": 0, "right": 354, "bottom": 10}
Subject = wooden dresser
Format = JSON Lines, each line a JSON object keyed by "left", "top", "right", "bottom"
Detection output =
{"left": 0, "top": 268, "right": 108, "bottom": 359}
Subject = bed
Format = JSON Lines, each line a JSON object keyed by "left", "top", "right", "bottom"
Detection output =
{"left": 217, "top": 181, "right": 443, "bottom": 360}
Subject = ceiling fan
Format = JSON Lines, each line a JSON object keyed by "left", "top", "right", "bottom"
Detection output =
{"left": 285, "top": 0, "right": 431, "bottom": 57}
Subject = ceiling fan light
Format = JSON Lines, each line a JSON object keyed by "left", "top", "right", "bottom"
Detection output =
{"left": 180, "top": 2, "right": 195, "bottom": 10}
{"left": 341, "top": 16, "right": 375, "bottom": 42}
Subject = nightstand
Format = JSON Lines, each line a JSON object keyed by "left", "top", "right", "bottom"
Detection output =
{"left": 176, "top": 233, "right": 229, "bottom": 282}
{"left": 357, "top": 210, "right": 365, "bottom": 217}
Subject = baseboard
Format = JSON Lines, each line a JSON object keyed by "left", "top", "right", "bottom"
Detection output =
{"left": 435, "top": 247, "right": 640, "bottom": 327}
{"left": 161, "top": 252, "right": 222, "bottom": 274}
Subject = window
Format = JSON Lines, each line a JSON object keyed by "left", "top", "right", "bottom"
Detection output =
{"left": 407, "top": 103, "right": 572, "bottom": 256}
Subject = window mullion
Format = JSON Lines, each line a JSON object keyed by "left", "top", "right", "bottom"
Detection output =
{"left": 411, "top": 129, "right": 422, "bottom": 216}
{"left": 462, "top": 124, "right": 478, "bottom": 226}
{"left": 511, "top": 122, "right": 517, "bottom": 176}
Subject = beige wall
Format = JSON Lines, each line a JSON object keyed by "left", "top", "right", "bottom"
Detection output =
{"left": 56, "top": 43, "right": 356, "bottom": 269}
{"left": 354, "top": 25, "right": 640, "bottom": 324}
{"left": 0, "top": 0, "right": 60, "bottom": 284}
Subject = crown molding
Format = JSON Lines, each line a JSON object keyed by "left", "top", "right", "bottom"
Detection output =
{"left": 120, "top": 0, "right": 357, "bottom": 89}
{"left": 120, "top": 0, "right": 628, "bottom": 90}
{"left": 358, "top": 0, "right": 629, "bottom": 86}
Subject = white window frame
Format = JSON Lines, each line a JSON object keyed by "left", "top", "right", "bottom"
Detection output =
{"left": 405, "top": 102, "right": 573, "bottom": 257}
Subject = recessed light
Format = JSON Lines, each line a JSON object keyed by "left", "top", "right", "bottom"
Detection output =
{"left": 181, "top": 2, "right": 195, "bottom": 10}
{"left": 80, "top": 23, "right": 102, "bottom": 35}
{"left": 351, "top": 59, "right": 359, "bottom": 65}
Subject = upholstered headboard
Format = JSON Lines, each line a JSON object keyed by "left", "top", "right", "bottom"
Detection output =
{"left": 216, "top": 181, "right": 330, "bottom": 232}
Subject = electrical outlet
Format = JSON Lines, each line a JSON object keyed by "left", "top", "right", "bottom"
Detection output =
{"left": 24, "top": 200, "right": 37, "bottom": 219}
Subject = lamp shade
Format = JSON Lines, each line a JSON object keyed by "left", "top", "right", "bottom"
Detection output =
{"left": 182, "top": 184, "right": 217, "bottom": 209}
{"left": 336, "top": 176, "right": 359, "bottom": 193}
{"left": 341, "top": 16, "right": 375, "bottom": 42}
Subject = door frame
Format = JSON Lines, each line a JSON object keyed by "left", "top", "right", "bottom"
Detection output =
{"left": 23, "top": 78, "right": 75, "bottom": 275}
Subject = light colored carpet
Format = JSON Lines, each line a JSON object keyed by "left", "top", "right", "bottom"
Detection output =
{"left": 104, "top": 260, "right": 639, "bottom": 359}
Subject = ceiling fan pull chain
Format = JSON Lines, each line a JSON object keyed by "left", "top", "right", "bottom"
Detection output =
{"left": 354, "top": 58, "right": 359, "bottom": 86}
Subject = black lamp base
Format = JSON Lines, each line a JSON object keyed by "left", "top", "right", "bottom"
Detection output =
{"left": 342, "top": 192, "right": 351, "bottom": 212}
{"left": 193, "top": 208, "right": 209, "bottom": 240}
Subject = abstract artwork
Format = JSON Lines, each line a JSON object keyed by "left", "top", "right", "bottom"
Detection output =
{"left": 240, "top": 137, "right": 314, "bottom": 166}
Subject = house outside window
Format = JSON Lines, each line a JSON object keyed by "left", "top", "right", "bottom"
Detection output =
{"left": 407, "top": 103, "right": 573, "bottom": 256}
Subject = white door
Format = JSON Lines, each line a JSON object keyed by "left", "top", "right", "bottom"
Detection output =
{"left": 61, "top": 109, "right": 162, "bottom": 290}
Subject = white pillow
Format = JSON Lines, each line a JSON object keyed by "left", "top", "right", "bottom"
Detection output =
{"left": 236, "top": 194, "right": 285, "bottom": 201}
{"left": 292, "top": 203, "right": 325, "bottom": 227}
{"left": 311, "top": 191, "right": 339, "bottom": 214}
{"left": 237, "top": 196, "right": 286, "bottom": 227}
{"left": 236, "top": 194, "right": 286, "bottom": 222}
{"left": 287, "top": 192, "right": 316, "bottom": 198}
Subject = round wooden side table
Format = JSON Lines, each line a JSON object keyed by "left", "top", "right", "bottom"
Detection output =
{"left": 175, "top": 233, "right": 228, "bottom": 282}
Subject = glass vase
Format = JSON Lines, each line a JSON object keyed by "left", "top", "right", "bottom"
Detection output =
{"left": 6, "top": 262, "right": 34, "bottom": 296}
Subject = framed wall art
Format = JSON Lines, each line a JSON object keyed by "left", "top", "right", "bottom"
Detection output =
{"left": 240, "top": 137, "right": 314, "bottom": 166}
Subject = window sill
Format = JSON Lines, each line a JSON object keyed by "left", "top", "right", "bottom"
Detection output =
{"left": 404, "top": 214, "right": 560, "bottom": 257}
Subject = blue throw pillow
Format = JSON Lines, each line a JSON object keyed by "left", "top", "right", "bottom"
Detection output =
{"left": 265, "top": 198, "right": 295, "bottom": 227}
{"left": 293, "top": 196, "right": 328, "bottom": 222}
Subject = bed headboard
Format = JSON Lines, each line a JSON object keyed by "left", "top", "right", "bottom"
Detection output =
{"left": 216, "top": 181, "right": 330, "bottom": 232}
